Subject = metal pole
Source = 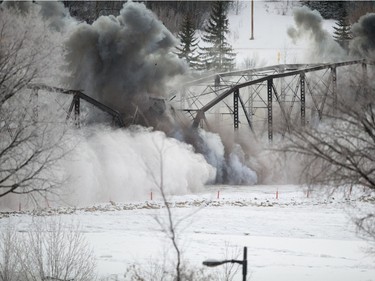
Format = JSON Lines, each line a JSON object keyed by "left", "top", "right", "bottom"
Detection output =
{"left": 215, "top": 75, "right": 221, "bottom": 126}
{"left": 267, "top": 79, "right": 273, "bottom": 143}
{"left": 300, "top": 73, "right": 305, "bottom": 126}
{"left": 331, "top": 67, "right": 337, "bottom": 114}
{"left": 362, "top": 61, "right": 368, "bottom": 96}
{"left": 243, "top": 247, "right": 247, "bottom": 281}
{"left": 250, "top": 0, "right": 254, "bottom": 40}
{"left": 234, "top": 89, "right": 239, "bottom": 130}
{"left": 32, "top": 88, "right": 39, "bottom": 123}
{"left": 74, "top": 95, "right": 80, "bottom": 128}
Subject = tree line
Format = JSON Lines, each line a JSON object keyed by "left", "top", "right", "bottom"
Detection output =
{"left": 63, "top": 1, "right": 236, "bottom": 73}
{"left": 302, "top": 1, "right": 375, "bottom": 49}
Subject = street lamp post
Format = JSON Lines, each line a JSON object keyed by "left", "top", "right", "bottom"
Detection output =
{"left": 250, "top": 0, "right": 254, "bottom": 40}
{"left": 203, "top": 247, "right": 248, "bottom": 281}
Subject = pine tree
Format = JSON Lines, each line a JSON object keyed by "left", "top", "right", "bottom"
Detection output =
{"left": 201, "top": 1, "right": 236, "bottom": 72}
{"left": 175, "top": 14, "right": 201, "bottom": 70}
{"left": 333, "top": 7, "right": 352, "bottom": 50}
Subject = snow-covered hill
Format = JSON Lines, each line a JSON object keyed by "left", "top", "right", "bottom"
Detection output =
{"left": 227, "top": 1, "right": 336, "bottom": 67}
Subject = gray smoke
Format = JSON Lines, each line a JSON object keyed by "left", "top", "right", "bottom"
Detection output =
{"left": 287, "top": 6, "right": 346, "bottom": 62}
{"left": 1, "top": 0, "right": 32, "bottom": 14}
{"left": 65, "top": 1, "right": 187, "bottom": 125}
{"left": 1, "top": 0, "right": 72, "bottom": 32}
{"left": 1, "top": 0, "right": 257, "bottom": 191}
{"left": 63, "top": 1, "right": 256, "bottom": 185}
{"left": 38, "top": 0, "right": 72, "bottom": 32}
{"left": 350, "top": 13, "right": 375, "bottom": 60}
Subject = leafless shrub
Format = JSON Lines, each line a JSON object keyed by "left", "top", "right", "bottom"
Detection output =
{"left": 0, "top": 224, "right": 21, "bottom": 281}
{"left": 0, "top": 218, "right": 96, "bottom": 281}
{"left": 0, "top": 4, "right": 72, "bottom": 205}
{"left": 142, "top": 134, "right": 210, "bottom": 281}
{"left": 146, "top": 136, "right": 183, "bottom": 281}
{"left": 280, "top": 71, "right": 375, "bottom": 240}
{"left": 217, "top": 243, "right": 242, "bottom": 281}
{"left": 123, "top": 261, "right": 217, "bottom": 281}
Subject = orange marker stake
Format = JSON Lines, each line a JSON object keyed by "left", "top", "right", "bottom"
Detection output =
{"left": 276, "top": 189, "right": 279, "bottom": 200}
{"left": 150, "top": 191, "right": 153, "bottom": 201}
{"left": 217, "top": 190, "right": 220, "bottom": 199}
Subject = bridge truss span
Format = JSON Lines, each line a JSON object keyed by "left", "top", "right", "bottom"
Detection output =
{"left": 176, "top": 60, "right": 370, "bottom": 142}
{"left": 27, "top": 84, "right": 125, "bottom": 128}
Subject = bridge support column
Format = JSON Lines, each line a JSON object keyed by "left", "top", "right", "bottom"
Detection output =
{"left": 331, "top": 67, "right": 337, "bottom": 114}
{"left": 267, "top": 79, "right": 273, "bottom": 143}
{"left": 74, "top": 95, "right": 80, "bottom": 128}
{"left": 31, "top": 88, "right": 39, "bottom": 123}
{"left": 234, "top": 89, "right": 239, "bottom": 130}
{"left": 362, "top": 61, "right": 368, "bottom": 96}
{"left": 300, "top": 73, "right": 305, "bottom": 127}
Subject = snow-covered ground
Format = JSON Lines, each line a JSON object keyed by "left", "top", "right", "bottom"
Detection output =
{"left": 228, "top": 1, "right": 336, "bottom": 67}
{"left": 1, "top": 185, "right": 374, "bottom": 280}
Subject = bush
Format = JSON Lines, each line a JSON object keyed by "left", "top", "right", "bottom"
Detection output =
{"left": 0, "top": 218, "right": 96, "bottom": 281}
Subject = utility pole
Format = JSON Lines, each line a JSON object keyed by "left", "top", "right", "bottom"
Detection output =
{"left": 250, "top": 0, "right": 254, "bottom": 40}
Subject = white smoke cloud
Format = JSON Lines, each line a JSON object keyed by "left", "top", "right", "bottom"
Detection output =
{"left": 227, "top": 144, "right": 257, "bottom": 185}
{"left": 197, "top": 129, "right": 225, "bottom": 183}
{"left": 287, "top": 6, "right": 346, "bottom": 62}
{"left": 197, "top": 129, "right": 257, "bottom": 185}
{"left": 61, "top": 126, "right": 216, "bottom": 206}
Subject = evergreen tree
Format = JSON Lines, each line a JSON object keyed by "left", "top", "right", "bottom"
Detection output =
{"left": 175, "top": 14, "right": 201, "bottom": 70}
{"left": 201, "top": 1, "right": 236, "bottom": 72}
{"left": 302, "top": 1, "right": 346, "bottom": 20}
{"left": 333, "top": 8, "right": 352, "bottom": 49}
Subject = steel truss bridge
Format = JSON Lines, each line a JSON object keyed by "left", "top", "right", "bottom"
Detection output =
{"left": 27, "top": 60, "right": 370, "bottom": 142}
{"left": 177, "top": 59, "right": 370, "bottom": 142}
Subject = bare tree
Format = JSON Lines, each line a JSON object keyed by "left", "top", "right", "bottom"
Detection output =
{"left": 143, "top": 134, "right": 210, "bottom": 281}
{"left": 0, "top": 5, "right": 70, "bottom": 203}
{"left": 147, "top": 136, "right": 183, "bottom": 281}
{"left": 280, "top": 71, "right": 375, "bottom": 238}
{"left": 218, "top": 243, "right": 241, "bottom": 281}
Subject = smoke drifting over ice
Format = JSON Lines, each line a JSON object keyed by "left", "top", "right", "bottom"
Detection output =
{"left": 287, "top": 6, "right": 346, "bottom": 62}
{"left": 65, "top": 1, "right": 187, "bottom": 124}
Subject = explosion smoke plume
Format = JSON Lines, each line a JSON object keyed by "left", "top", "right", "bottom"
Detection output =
{"left": 64, "top": 1, "right": 257, "bottom": 186}
{"left": 0, "top": 0, "right": 259, "bottom": 209}
{"left": 65, "top": 1, "right": 187, "bottom": 126}
{"left": 288, "top": 6, "right": 375, "bottom": 63}
{"left": 287, "top": 6, "right": 346, "bottom": 62}
{"left": 350, "top": 13, "right": 375, "bottom": 60}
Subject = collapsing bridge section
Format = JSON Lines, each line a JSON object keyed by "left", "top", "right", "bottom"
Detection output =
{"left": 27, "top": 84, "right": 125, "bottom": 128}
{"left": 177, "top": 60, "right": 369, "bottom": 142}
